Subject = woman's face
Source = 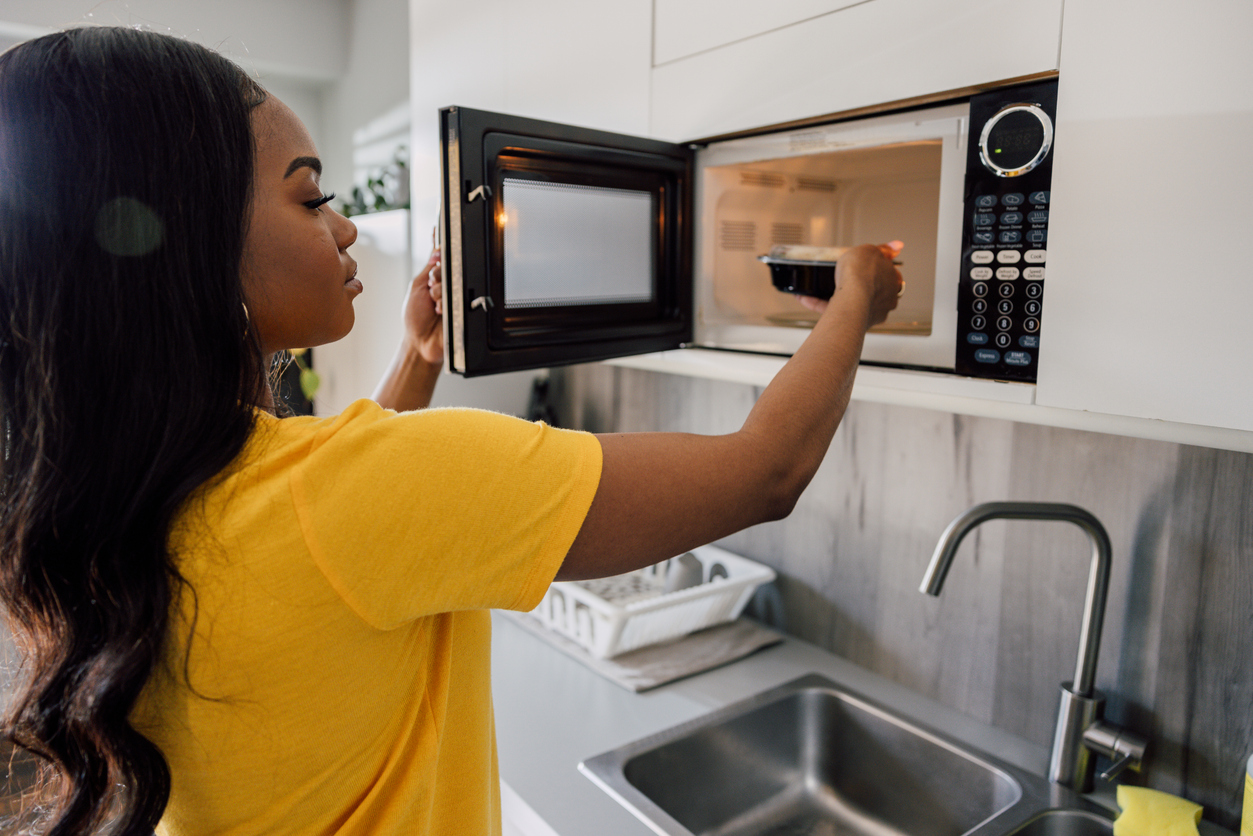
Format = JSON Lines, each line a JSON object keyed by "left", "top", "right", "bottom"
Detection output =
{"left": 242, "top": 96, "right": 360, "bottom": 355}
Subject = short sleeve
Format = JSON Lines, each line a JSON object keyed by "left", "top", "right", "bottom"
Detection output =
{"left": 288, "top": 400, "right": 602, "bottom": 630}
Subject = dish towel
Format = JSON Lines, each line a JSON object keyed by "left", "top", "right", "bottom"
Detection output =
{"left": 500, "top": 612, "right": 784, "bottom": 692}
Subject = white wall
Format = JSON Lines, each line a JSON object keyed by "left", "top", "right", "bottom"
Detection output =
{"left": 0, "top": 0, "right": 346, "bottom": 155}
{"left": 318, "top": 0, "right": 411, "bottom": 205}
{"left": 0, "top": 0, "right": 347, "bottom": 78}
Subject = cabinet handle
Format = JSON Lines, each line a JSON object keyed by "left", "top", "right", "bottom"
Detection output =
{"left": 467, "top": 185, "right": 492, "bottom": 203}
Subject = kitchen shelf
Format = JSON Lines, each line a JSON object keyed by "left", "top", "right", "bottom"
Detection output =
{"left": 603, "top": 348, "right": 1253, "bottom": 453}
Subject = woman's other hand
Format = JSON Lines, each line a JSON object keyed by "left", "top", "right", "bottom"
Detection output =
{"left": 373, "top": 232, "right": 444, "bottom": 411}
{"left": 796, "top": 241, "right": 904, "bottom": 327}
{"left": 403, "top": 243, "right": 443, "bottom": 366}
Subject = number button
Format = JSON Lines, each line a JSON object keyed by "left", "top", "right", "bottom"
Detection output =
{"left": 972, "top": 298, "right": 988, "bottom": 314}
{"left": 971, "top": 315, "right": 987, "bottom": 330}
{"left": 995, "top": 332, "right": 1012, "bottom": 348}
{"left": 1024, "top": 317, "right": 1041, "bottom": 333}
{"left": 1024, "top": 300, "right": 1042, "bottom": 316}
{"left": 973, "top": 282, "right": 989, "bottom": 298}
{"left": 998, "top": 283, "right": 1015, "bottom": 298}
{"left": 998, "top": 299, "right": 1014, "bottom": 315}
{"left": 1025, "top": 283, "right": 1043, "bottom": 299}
{"left": 997, "top": 316, "right": 1013, "bottom": 332}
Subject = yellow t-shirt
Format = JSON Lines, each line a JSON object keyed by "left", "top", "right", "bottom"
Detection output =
{"left": 131, "top": 400, "right": 602, "bottom": 835}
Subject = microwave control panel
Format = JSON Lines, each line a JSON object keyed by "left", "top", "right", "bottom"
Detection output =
{"left": 955, "top": 79, "right": 1058, "bottom": 382}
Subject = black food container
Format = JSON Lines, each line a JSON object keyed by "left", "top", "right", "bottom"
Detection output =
{"left": 757, "top": 255, "right": 837, "bottom": 300}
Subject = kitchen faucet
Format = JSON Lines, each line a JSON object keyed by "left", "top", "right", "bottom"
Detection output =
{"left": 919, "top": 502, "right": 1148, "bottom": 792}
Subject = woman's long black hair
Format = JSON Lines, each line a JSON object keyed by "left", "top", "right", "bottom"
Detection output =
{"left": 0, "top": 27, "right": 269, "bottom": 834}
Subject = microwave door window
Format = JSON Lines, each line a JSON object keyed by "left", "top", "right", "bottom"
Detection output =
{"left": 502, "top": 180, "right": 655, "bottom": 309}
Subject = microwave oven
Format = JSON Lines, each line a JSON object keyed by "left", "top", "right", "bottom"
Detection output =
{"left": 439, "top": 78, "right": 1057, "bottom": 381}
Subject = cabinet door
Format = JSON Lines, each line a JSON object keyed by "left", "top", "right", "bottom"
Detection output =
{"left": 1034, "top": 0, "right": 1253, "bottom": 432}
{"left": 653, "top": 0, "right": 867, "bottom": 66}
{"left": 650, "top": 0, "right": 1064, "bottom": 141}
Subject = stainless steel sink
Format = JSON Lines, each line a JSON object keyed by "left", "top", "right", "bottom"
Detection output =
{"left": 1004, "top": 810, "right": 1113, "bottom": 836}
{"left": 580, "top": 674, "right": 1115, "bottom": 836}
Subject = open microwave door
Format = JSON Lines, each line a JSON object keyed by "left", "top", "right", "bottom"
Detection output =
{"left": 441, "top": 107, "right": 694, "bottom": 377}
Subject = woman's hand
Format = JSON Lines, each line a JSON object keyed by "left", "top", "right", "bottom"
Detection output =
{"left": 372, "top": 233, "right": 444, "bottom": 411}
{"left": 403, "top": 244, "right": 444, "bottom": 366}
{"left": 796, "top": 241, "right": 904, "bottom": 327}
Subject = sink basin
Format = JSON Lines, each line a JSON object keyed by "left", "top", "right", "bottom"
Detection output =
{"left": 580, "top": 674, "right": 1108, "bottom": 836}
{"left": 1005, "top": 810, "right": 1114, "bottom": 836}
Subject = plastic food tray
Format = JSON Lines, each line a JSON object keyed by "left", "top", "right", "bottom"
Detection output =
{"left": 529, "top": 544, "right": 776, "bottom": 659}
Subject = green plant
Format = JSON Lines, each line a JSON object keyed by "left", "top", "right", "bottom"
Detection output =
{"left": 340, "top": 145, "right": 409, "bottom": 218}
{"left": 288, "top": 348, "right": 320, "bottom": 401}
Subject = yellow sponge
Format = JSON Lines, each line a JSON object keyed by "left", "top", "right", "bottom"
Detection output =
{"left": 1114, "top": 785, "right": 1203, "bottom": 836}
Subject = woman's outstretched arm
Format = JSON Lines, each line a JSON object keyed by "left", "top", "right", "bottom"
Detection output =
{"left": 557, "top": 243, "right": 902, "bottom": 580}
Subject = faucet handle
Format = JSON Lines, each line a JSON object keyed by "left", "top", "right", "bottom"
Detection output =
{"left": 1083, "top": 720, "right": 1149, "bottom": 782}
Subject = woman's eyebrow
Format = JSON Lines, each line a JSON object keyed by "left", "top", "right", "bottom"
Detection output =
{"left": 284, "top": 156, "right": 322, "bottom": 179}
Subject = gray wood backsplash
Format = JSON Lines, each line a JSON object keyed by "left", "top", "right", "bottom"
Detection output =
{"left": 552, "top": 363, "right": 1253, "bottom": 829}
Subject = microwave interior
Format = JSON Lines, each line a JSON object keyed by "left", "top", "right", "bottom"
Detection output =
{"left": 692, "top": 103, "right": 968, "bottom": 367}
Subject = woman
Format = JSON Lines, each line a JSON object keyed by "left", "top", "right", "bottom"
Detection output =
{"left": 0, "top": 26, "right": 901, "bottom": 836}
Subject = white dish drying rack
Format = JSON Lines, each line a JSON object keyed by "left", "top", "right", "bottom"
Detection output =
{"left": 529, "top": 544, "right": 775, "bottom": 658}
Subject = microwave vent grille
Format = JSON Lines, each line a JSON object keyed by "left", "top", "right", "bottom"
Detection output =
{"left": 770, "top": 223, "right": 806, "bottom": 245}
{"left": 796, "top": 177, "right": 837, "bottom": 192}
{"left": 720, "top": 220, "right": 757, "bottom": 251}
{"left": 739, "top": 171, "right": 786, "bottom": 188}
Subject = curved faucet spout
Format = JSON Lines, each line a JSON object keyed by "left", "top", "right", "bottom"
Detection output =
{"left": 919, "top": 501, "right": 1112, "bottom": 697}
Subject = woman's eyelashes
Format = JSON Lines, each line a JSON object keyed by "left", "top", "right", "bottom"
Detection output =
{"left": 303, "top": 192, "right": 336, "bottom": 211}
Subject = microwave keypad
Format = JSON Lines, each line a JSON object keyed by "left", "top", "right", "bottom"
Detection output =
{"left": 956, "top": 80, "right": 1057, "bottom": 382}
{"left": 960, "top": 189, "right": 1048, "bottom": 373}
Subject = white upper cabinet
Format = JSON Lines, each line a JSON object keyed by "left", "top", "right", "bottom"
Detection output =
{"left": 1035, "top": 0, "right": 1253, "bottom": 433}
{"left": 650, "top": 0, "right": 1064, "bottom": 141}
{"left": 653, "top": 0, "right": 867, "bottom": 66}
{"left": 499, "top": 0, "right": 652, "bottom": 135}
